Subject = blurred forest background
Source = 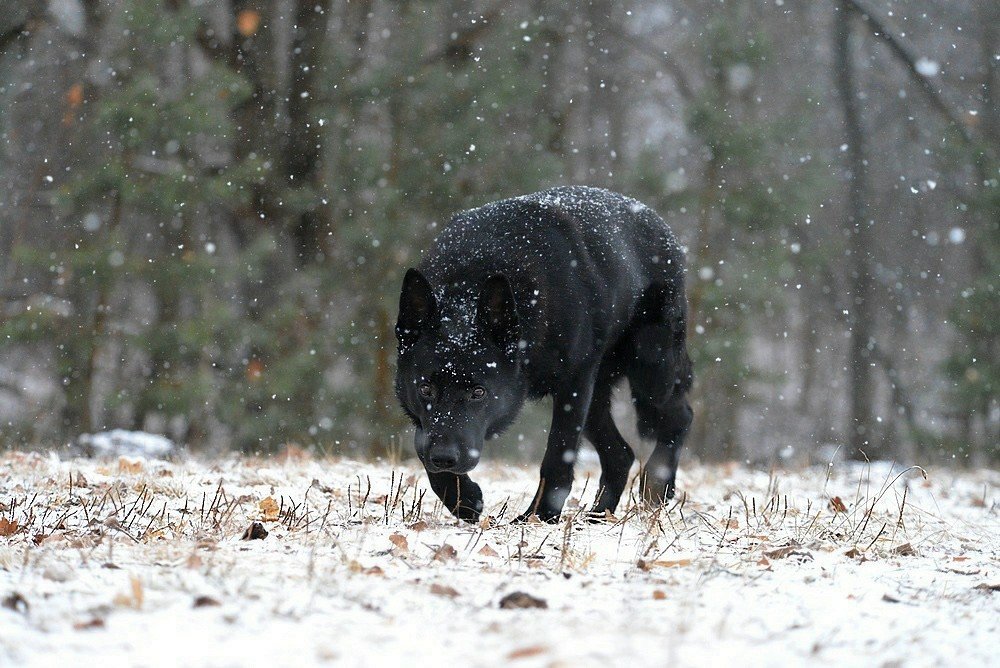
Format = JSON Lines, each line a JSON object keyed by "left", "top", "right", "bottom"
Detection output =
{"left": 0, "top": 0, "right": 996, "bottom": 465}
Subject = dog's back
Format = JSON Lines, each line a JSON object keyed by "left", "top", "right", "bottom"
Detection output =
{"left": 421, "top": 185, "right": 687, "bottom": 398}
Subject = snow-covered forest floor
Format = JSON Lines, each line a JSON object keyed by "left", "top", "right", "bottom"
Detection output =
{"left": 0, "top": 451, "right": 997, "bottom": 667}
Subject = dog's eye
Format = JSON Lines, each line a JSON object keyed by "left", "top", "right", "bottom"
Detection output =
{"left": 418, "top": 383, "right": 434, "bottom": 398}
{"left": 470, "top": 386, "right": 486, "bottom": 401}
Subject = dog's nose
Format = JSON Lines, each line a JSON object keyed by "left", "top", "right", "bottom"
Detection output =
{"left": 429, "top": 450, "right": 459, "bottom": 471}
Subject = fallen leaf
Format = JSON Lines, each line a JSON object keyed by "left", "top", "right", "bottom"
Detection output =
{"left": 499, "top": 592, "right": 547, "bottom": 609}
{"left": 1, "top": 593, "right": 28, "bottom": 614}
{"left": 278, "top": 443, "right": 310, "bottom": 463}
{"left": 363, "top": 565, "right": 384, "bottom": 576}
{"left": 0, "top": 518, "right": 19, "bottom": 537}
{"left": 829, "top": 496, "right": 848, "bottom": 513}
{"left": 893, "top": 543, "right": 916, "bottom": 556}
{"left": 259, "top": 497, "right": 280, "bottom": 522}
{"left": 118, "top": 457, "right": 142, "bottom": 475}
{"left": 74, "top": 617, "right": 105, "bottom": 630}
{"left": 388, "top": 533, "right": 409, "bottom": 553}
{"left": 765, "top": 544, "right": 812, "bottom": 561}
{"left": 507, "top": 645, "right": 547, "bottom": 660}
{"left": 193, "top": 595, "right": 221, "bottom": 608}
{"left": 114, "top": 576, "right": 143, "bottom": 609}
{"left": 241, "top": 522, "right": 268, "bottom": 540}
{"left": 652, "top": 590, "right": 667, "bottom": 600}
{"left": 430, "top": 583, "right": 460, "bottom": 598}
{"left": 757, "top": 556, "right": 771, "bottom": 568}
{"left": 478, "top": 544, "right": 499, "bottom": 558}
{"left": 433, "top": 543, "right": 457, "bottom": 562}
{"left": 408, "top": 520, "right": 429, "bottom": 532}
{"left": 639, "top": 558, "right": 692, "bottom": 570}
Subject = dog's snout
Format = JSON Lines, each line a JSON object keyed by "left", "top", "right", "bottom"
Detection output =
{"left": 428, "top": 446, "right": 459, "bottom": 471}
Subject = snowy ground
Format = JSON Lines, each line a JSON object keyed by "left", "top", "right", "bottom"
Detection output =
{"left": 0, "top": 451, "right": 997, "bottom": 667}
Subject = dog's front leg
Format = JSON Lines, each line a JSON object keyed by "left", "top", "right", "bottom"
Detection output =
{"left": 518, "top": 371, "right": 596, "bottom": 523}
{"left": 425, "top": 470, "right": 484, "bottom": 523}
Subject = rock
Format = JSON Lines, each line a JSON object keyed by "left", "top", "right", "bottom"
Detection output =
{"left": 77, "top": 430, "right": 175, "bottom": 459}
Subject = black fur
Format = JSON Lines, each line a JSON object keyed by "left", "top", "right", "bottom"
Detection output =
{"left": 395, "top": 186, "right": 693, "bottom": 522}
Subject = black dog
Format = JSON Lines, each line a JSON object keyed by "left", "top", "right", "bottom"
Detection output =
{"left": 395, "top": 186, "right": 693, "bottom": 523}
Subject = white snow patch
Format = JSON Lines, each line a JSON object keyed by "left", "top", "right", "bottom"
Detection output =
{"left": 77, "top": 430, "right": 175, "bottom": 459}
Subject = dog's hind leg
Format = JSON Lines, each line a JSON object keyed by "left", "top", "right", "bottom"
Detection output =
{"left": 584, "top": 372, "right": 635, "bottom": 515}
{"left": 638, "top": 394, "right": 692, "bottom": 504}
{"left": 627, "top": 307, "right": 694, "bottom": 505}
{"left": 425, "top": 471, "right": 484, "bottom": 522}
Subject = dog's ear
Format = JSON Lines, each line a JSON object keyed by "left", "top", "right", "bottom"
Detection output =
{"left": 397, "top": 268, "right": 437, "bottom": 347}
{"left": 477, "top": 274, "right": 520, "bottom": 353}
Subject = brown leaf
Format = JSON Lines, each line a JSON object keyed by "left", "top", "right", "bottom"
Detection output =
{"left": 408, "top": 520, "right": 429, "bottom": 532}
{"left": 652, "top": 590, "right": 667, "bottom": 600}
{"left": 118, "top": 457, "right": 143, "bottom": 475}
{"left": 499, "top": 592, "right": 548, "bottom": 609}
{"left": 429, "top": 583, "right": 460, "bottom": 598}
{"left": 0, "top": 517, "right": 20, "bottom": 537}
{"left": 2, "top": 593, "right": 28, "bottom": 614}
{"left": 259, "top": 497, "right": 280, "bottom": 522}
{"left": 765, "top": 544, "right": 812, "bottom": 561}
{"left": 74, "top": 617, "right": 105, "bottom": 630}
{"left": 241, "top": 522, "right": 268, "bottom": 540}
{"left": 236, "top": 9, "right": 261, "bottom": 37}
{"left": 388, "top": 533, "right": 409, "bottom": 553}
{"left": 114, "top": 576, "right": 143, "bottom": 609}
{"left": 193, "top": 595, "right": 221, "bottom": 608}
{"left": 363, "top": 565, "right": 384, "bottom": 576}
{"left": 478, "top": 544, "right": 499, "bottom": 558}
{"left": 507, "top": 645, "right": 547, "bottom": 660}
{"left": 639, "top": 558, "right": 692, "bottom": 570}
{"left": 893, "top": 543, "right": 916, "bottom": 556}
{"left": 278, "top": 443, "right": 310, "bottom": 463}
{"left": 433, "top": 543, "right": 457, "bottom": 562}
{"left": 829, "top": 496, "right": 848, "bottom": 513}
{"left": 757, "top": 556, "right": 771, "bottom": 568}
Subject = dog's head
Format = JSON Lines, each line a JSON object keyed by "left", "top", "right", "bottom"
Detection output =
{"left": 394, "top": 268, "right": 527, "bottom": 474}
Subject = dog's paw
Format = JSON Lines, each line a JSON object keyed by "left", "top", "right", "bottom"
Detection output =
{"left": 512, "top": 509, "right": 561, "bottom": 524}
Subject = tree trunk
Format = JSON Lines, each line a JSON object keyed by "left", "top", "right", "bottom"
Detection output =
{"left": 286, "top": 0, "right": 332, "bottom": 263}
{"left": 834, "top": 1, "right": 878, "bottom": 460}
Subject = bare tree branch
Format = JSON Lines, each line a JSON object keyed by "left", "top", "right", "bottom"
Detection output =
{"left": 845, "top": 0, "right": 976, "bottom": 146}
{"left": 604, "top": 25, "right": 696, "bottom": 101}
